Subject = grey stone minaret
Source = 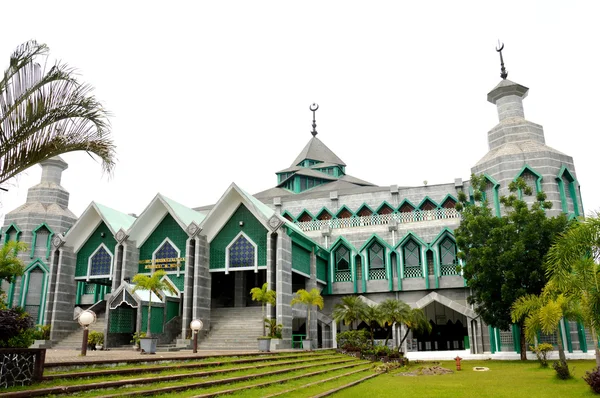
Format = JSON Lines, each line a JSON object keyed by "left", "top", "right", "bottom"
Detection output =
{"left": 2, "top": 157, "right": 77, "bottom": 326}
{"left": 472, "top": 79, "right": 583, "bottom": 217}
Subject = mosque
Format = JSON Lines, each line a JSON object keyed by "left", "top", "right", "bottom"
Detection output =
{"left": 1, "top": 55, "right": 593, "bottom": 357}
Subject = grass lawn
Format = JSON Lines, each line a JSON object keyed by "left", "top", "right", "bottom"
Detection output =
{"left": 335, "top": 360, "right": 597, "bottom": 398}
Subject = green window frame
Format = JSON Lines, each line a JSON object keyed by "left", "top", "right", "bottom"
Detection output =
{"left": 368, "top": 242, "right": 385, "bottom": 269}
{"left": 403, "top": 240, "right": 421, "bottom": 266}
{"left": 335, "top": 246, "right": 350, "bottom": 271}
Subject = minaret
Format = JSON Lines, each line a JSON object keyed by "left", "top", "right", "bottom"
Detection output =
{"left": 1, "top": 157, "right": 77, "bottom": 323}
{"left": 471, "top": 44, "right": 582, "bottom": 217}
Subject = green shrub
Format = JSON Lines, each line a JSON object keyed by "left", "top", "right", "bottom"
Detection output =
{"left": 552, "top": 361, "right": 573, "bottom": 380}
{"left": 530, "top": 343, "right": 553, "bottom": 367}
{"left": 130, "top": 331, "right": 146, "bottom": 346}
{"left": 583, "top": 367, "right": 600, "bottom": 393}
{"left": 264, "top": 318, "right": 282, "bottom": 338}
{"left": 88, "top": 331, "right": 104, "bottom": 346}
{"left": 32, "top": 324, "right": 51, "bottom": 340}
{"left": 0, "top": 307, "right": 34, "bottom": 348}
{"left": 337, "top": 329, "right": 370, "bottom": 351}
{"left": 375, "top": 345, "right": 392, "bottom": 356}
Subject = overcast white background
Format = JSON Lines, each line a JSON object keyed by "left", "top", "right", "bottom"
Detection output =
{"left": 1, "top": 1, "right": 599, "bottom": 225}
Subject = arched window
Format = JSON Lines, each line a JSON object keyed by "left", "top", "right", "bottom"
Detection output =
{"left": 334, "top": 245, "right": 352, "bottom": 282}
{"left": 155, "top": 240, "right": 178, "bottom": 260}
{"left": 335, "top": 246, "right": 350, "bottom": 271}
{"left": 439, "top": 237, "right": 459, "bottom": 276}
{"left": 89, "top": 245, "right": 113, "bottom": 277}
{"left": 403, "top": 239, "right": 422, "bottom": 278}
{"left": 22, "top": 266, "right": 46, "bottom": 323}
{"left": 228, "top": 234, "right": 255, "bottom": 269}
{"left": 368, "top": 243, "right": 384, "bottom": 269}
{"left": 404, "top": 240, "right": 421, "bottom": 266}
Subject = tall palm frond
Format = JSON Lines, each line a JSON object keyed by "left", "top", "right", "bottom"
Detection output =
{"left": 132, "top": 270, "right": 176, "bottom": 337}
{"left": 0, "top": 40, "right": 114, "bottom": 185}
{"left": 332, "top": 295, "right": 367, "bottom": 330}
{"left": 378, "top": 298, "right": 410, "bottom": 346}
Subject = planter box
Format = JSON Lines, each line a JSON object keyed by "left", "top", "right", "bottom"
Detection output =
{"left": 257, "top": 338, "right": 271, "bottom": 352}
{"left": 139, "top": 337, "right": 158, "bottom": 354}
{"left": 302, "top": 340, "right": 311, "bottom": 350}
{"left": 362, "top": 354, "right": 376, "bottom": 361}
{"left": 30, "top": 340, "right": 52, "bottom": 349}
{"left": 0, "top": 348, "right": 46, "bottom": 387}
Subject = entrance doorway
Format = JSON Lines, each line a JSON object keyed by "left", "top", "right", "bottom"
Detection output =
{"left": 411, "top": 302, "right": 468, "bottom": 351}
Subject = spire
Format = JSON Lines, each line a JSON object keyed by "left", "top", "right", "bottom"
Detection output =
{"left": 496, "top": 41, "right": 508, "bottom": 80}
{"left": 310, "top": 103, "right": 319, "bottom": 137}
{"left": 39, "top": 156, "right": 68, "bottom": 185}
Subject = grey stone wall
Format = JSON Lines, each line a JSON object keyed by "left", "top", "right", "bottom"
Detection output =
{"left": 49, "top": 246, "right": 79, "bottom": 342}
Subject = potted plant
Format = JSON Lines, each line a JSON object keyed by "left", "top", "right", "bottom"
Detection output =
{"left": 88, "top": 331, "right": 104, "bottom": 350}
{"left": 290, "top": 288, "right": 324, "bottom": 351}
{"left": 132, "top": 270, "right": 176, "bottom": 354}
{"left": 250, "top": 283, "right": 276, "bottom": 351}
{"left": 130, "top": 331, "right": 146, "bottom": 350}
{"left": 375, "top": 345, "right": 390, "bottom": 362}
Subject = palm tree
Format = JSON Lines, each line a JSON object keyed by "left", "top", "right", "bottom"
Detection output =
{"left": 250, "top": 282, "right": 276, "bottom": 336}
{"left": 0, "top": 41, "right": 114, "bottom": 185}
{"left": 132, "top": 270, "right": 176, "bottom": 337}
{"left": 332, "top": 295, "right": 367, "bottom": 331}
{"left": 398, "top": 307, "right": 432, "bottom": 351}
{"left": 0, "top": 241, "right": 27, "bottom": 301}
{"left": 511, "top": 292, "right": 580, "bottom": 367}
{"left": 545, "top": 215, "right": 600, "bottom": 367}
{"left": 378, "top": 298, "right": 410, "bottom": 346}
{"left": 362, "top": 304, "right": 384, "bottom": 347}
{"left": 291, "top": 288, "right": 324, "bottom": 343}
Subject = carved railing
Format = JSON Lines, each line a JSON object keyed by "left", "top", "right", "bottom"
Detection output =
{"left": 295, "top": 208, "right": 460, "bottom": 232}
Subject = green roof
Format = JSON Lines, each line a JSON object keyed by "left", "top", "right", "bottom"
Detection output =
{"left": 94, "top": 203, "right": 136, "bottom": 233}
{"left": 161, "top": 194, "right": 205, "bottom": 226}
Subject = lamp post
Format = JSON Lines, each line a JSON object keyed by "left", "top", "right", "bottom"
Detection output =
{"left": 190, "top": 319, "right": 203, "bottom": 354}
{"left": 78, "top": 310, "right": 96, "bottom": 356}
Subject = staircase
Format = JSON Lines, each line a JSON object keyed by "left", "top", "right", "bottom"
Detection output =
{"left": 53, "top": 315, "right": 106, "bottom": 350}
{"left": 198, "top": 306, "right": 264, "bottom": 350}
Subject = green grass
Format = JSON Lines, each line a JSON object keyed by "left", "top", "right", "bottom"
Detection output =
{"left": 332, "top": 360, "right": 598, "bottom": 398}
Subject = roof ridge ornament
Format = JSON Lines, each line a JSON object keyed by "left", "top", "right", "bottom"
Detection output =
{"left": 310, "top": 103, "right": 319, "bottom": 137}
{"left": 496, "top": 41, "right": 508, "bottom": 80}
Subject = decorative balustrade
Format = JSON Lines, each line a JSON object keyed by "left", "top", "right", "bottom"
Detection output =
{"left": 368, "top": 269, "right": 387, "bottom": 280}
{"left": 440, "top": 264, "right": 460, "bottom": 276}
{"left": 295, "top": 208, "right": 460, "bottom": 232}
{"left": 334, "top": 270, "right": 352, "bottom": 282}
{"left": 404, "top": 265, "right": 423, "bottom": 278}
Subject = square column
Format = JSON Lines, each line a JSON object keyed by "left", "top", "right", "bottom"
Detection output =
{"left": 275, "top": 232, "right": 293, "bottom": 348}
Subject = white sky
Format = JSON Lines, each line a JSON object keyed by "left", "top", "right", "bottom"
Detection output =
{"left": 1, "top": 1, "right": 599, "bottom": 225}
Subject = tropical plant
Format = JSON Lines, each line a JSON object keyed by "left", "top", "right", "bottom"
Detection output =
{"left": 290, "top": 288, "right": 324, "bottom": 343}
{"left": 32, "top": 324, "right": 51, "bottom": 340}
{"left": 332, "top": 295, "right": 367, "bottom": 331}
{"left": 583, "top": 367, "right": 600, "bottom": 394}
{"left": 511, "top": 292, "right": 580, "bottom": 372}
{"left": 0, "top": 40, "right": 114, "bottom": 185}
{"left": 455, "top": 174, "right": 569, "bottom": 360}
{"left": 88, "top": 331, "right": 104, "bottom": 347}
{"left": 130, "top": 331, "right": 146, "bottom": 347}
{"left": 545, "top": 214, "right": 600, "bottom": 367}
{"left": 250, "top": 283, "right": 276, "bottom": 336}
{"left": 378, "top": 298, "right": 410, "bottom": 346}
{"left": 336, "top": 329, "right": 370, "bottom": 351}
{"left": 362, "top": 304, "right": 384, "bottom": 347}
{"left": 264, "top": 318, "right": 282, "bottom": 338}
{"left": 398, "top": 307, "right": 432, "bottom": 351}
{"left": 0, "top": 241, "right": 28, "bottom": 298}
{"left": 530, "top": 343, "right": 554, "bottom": 368}
{"left": 132, "top": 270, "right": 176, "bottom": 337}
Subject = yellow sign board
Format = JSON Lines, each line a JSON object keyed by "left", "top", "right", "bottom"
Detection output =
{"left": 139, "top": 257, "right": 185, "bottom": 270}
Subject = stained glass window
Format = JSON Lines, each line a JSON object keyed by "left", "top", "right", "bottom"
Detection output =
{"left": 229, "top": 235, "right": 255, "bottom": 268}
{"left": 90, "top": 246, "right": 112, "bottom": 276}
{"left": 369, "top": 243, "right": 384, "bottom": 269}
{"left": 156, "top": 241, "right": 178, "bottom": 260}
{"left": 335, "top": 246, "right": 350, "bottom": 271}
{"left": 404, "top": 240, "right": 420, "bottom": 266}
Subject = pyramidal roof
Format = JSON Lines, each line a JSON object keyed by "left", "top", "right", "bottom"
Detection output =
{"left": 290, "top": 136, "right": 346, "bottom": 167}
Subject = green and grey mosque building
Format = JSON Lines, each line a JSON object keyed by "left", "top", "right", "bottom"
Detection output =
{"left": 1, "top": 73, "right": 594, "bottom": 358}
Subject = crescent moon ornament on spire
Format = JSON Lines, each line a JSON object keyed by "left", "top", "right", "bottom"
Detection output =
{"left": 310, "top": 103, "right": 319, "bottom": 136}
{"left": 496, "top": 40, "right": 508, "bottom": 80}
